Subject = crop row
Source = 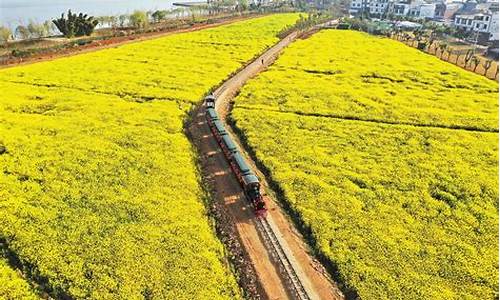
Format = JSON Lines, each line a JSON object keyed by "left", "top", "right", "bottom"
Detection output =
{"left": 234, "top": 31, "right": 498, "bottom": 132}
{"left": 231, "top": 30, "right": 499, "bottom": 299}
{"left": 0, "top": 257, "right": 38, "bottom": 299}
{"left": 0, "top": 14, "right": 300, "bottom": 299}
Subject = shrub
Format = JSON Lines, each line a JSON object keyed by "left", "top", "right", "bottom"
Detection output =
{"left": 129, "top": 10, "right": 149, "bottom": 29}
{"left": 52, "top": 10, "right": 98, "bottom": 38}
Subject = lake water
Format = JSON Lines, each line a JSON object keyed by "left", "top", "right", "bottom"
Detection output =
{"left": 0, "top": 0, "right": 198, "bottom": 29}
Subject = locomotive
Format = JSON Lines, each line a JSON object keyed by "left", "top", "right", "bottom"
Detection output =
{"left": 204, "top": 95, "right": 267, "bottom": 217}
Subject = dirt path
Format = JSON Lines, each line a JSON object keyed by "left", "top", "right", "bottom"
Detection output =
{"left": 0, "top": 13, "right": 264, "bottom": 69}
{"left": 188, "top": 25, "right": 344, "bottom": 300}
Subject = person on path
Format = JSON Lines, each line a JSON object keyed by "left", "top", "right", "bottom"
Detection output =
{"left": 261, "top": 59, "right": 264, "bottom": 65}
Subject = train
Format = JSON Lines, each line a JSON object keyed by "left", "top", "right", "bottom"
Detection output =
{"left": 204, "top": 94, "right": 267, "bottom": 217}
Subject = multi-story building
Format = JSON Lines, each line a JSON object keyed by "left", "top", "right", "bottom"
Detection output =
{"left": 454, "top": 13, "right": 491, "bottom": 32}
{"left": 444, "top": 2, "right": 464, "bottom": 21}
{"left": 393, "top": 2, "right": 410, "bottom": 16}
{"left": 369, "top": 0, "right": 393, "bottom": 16}
{"left": 350, "top": 0, "right": 443, "bottom": 19}
{"left": 453, "top": 0, "right": 499, "bottom": 41}
{"left": 489, "top": 11, "right": 499, "bottom": 40}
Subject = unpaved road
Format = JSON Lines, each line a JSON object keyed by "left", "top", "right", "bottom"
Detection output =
{"left": 188, "top": 25, "right": 344, "bottom": 300}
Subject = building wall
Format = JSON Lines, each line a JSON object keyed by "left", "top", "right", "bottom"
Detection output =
{"left": 419, "top": 4, "right": 436, "bottom": 19}
{"left": 455, "top": 14, "right": 492, "bottom": 33}
{"left": 489, "top": 12, "right": 499, "bottom": 40}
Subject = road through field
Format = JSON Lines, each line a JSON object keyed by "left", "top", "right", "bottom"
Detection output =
{"left": 188, "top": 24, "right": 344, "bottom": 300}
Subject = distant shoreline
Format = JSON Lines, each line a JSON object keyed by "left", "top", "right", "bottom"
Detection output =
{"left": 1, "top": 0, "right": 199, "bottom": 30}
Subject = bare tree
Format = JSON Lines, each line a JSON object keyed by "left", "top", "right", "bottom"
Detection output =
{"left": 454, "top": 52, "right": 461, "bottom": 65}
{"left": 482, "top": 59, "right": 493, "bottom": 76}
{"left": 438, "top": 44, "right": 447, "bottom": 59}
{"left": 428, "top": 39, "right": 437, "bottom": 54}
{"left": 471, "top": 56, "right": 481, "bottom": 73}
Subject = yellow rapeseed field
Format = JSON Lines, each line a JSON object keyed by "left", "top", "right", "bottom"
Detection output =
{"left": 232, "top": 30, "right": 498, "bottom": 299}
{"left": 0, "top": 13, "right": 300, "bottom": 299}
{"left": 0, "top": 257, "right": 38, "bottom": 299}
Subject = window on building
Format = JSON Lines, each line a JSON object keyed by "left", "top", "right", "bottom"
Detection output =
{"left": 483, "top": 24, "right": 487, "bottom": 29}
{"left": 486, "top": 16, "right": 490, "bottom": 21}
{"left": 476, "top": 23, "right": 480, "bottom": 28}
{"left": 468, "top": 19, "right": 472, "bottom": 25}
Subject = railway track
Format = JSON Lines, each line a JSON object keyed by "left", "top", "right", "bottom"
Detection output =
{"left": 202, "top": 20, "right": 343, "bottom": 300}
{"left": 255, "top": 216, "right": 312, "bottom": 300}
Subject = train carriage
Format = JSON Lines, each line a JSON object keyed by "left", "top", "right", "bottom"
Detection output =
{"left": 205, "top": 94, "right": 216, "bottom": 109}
{"left": 221, "top": 134, "right": 238, "bottom": 157}
{"left": 205, "top": 95, "right": 267, "bottom": 217}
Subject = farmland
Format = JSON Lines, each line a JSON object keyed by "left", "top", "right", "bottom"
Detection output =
{"left": 0, "top": 257, "right": 38, "bottom": 299}
{"left": 0, "top": 14, "right": 300, "bottom": 299}
{"left": 232, "top": 30, "right": 498, "bottom": 299}
{"left": 235, "top": 31, "right": 498, "bottom": 132}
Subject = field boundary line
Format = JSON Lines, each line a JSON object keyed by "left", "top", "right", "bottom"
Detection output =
{"left": 235, "top": 105, "right": 499, "bottom": 133}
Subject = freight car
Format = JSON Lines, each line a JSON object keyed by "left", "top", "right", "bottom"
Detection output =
{"left": 204, "top": 95, "right": 267, "bottom": 217}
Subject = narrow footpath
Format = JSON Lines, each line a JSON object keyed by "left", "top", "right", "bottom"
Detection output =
{"left": 188, "top": 23, "right": 344, "bottom": 300}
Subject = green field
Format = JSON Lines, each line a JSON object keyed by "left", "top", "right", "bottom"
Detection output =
{"left": 232, "top": 30, "right": 499, "bottom": 299}
{"left": 0, "top": 14, "right": 299, "bottom": 299}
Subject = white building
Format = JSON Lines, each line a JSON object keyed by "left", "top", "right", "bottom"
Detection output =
{"left": 349, "top": 0, "right": 389, "bottom": 16}
{"left": 369, "top": 0, "right": 392, "bottom": 16}
{"left": 453, "top": 1, "right": 499, "bottom": 41}
{"left": 489, "top": 12, "right": 498, "bottom": 40}
{"left": 454, "top": 13, "right": 491, "bottom": 32}
{"left": 393, "top": 3, "right": 410, "bottom": 15}
{"left": 349, "top": 0, "right": 455, "bottom": 20}
{"left": 419, "top": 3, "right": 437, "bottom": 18}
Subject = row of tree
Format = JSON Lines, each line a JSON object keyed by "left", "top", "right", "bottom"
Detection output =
{"left": 1, "top": 0, "right": 252, "bottom": 43}
{"left": 0, "top": 8, "right": 176, "bottom": 43}
{"left": 1, "top": 0, "right": 303, "bottom": 45}
{"left": 342, "top": 18, "right": 497, "bottom": 78}
{"left": 393, "top": 30, "right": 497, "bottom": 77}
{"left": 0, "top": 21, "right": 55, "bottom": 43}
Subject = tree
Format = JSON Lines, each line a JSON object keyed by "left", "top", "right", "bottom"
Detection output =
{"left": 43, "top": 20, "right": 55, "bottom": 36}
{"left": 151, "top": 10, "right": 167, "bottom": 23}
{"left": 118, "top": 14, "right": 128, "bottom": 27}
{"left": 454, "top": 51, "right": 461, "bottom": 65}
{"left": 427, "top": 38, "right": 437, "bottom": 54}
{"left": 15, "top": 25, "right": 30, "bottom": 40}
{"left": 438, "top": 44, "right": 447, "bottom": 59}
{"left": 471, "top": 56, "right": 481, "bottom": 73}
{"left": 464, "top": 49, "right": 474, "bottom": 68}
{"left": 52, "top": 10, "right": 98, "bottom": 38}
{"left": 482, "top": 59, "right": 493, "bottom": 76}
{"left": 237, "top": 0, "right": 249, "bottom": 11}
{"left": 27, "top": 21, "right": 48, "bottom": 38}
{"left": 129, "top": 10, "right": 149, "bottom": 29}
{"left": 0, "top": 27, "right": 12, "bottom": 45}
